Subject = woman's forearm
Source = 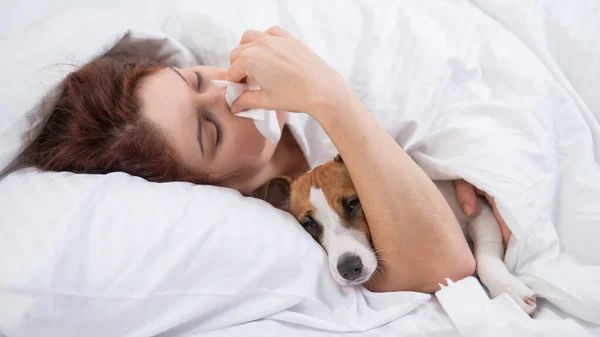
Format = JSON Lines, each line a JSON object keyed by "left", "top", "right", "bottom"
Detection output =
{"left": 312, "top": 93, "right": 475, "bottom": 293}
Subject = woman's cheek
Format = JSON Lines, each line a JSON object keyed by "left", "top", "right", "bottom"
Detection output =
{"left": 232, "top": 118, "right": 268, "bottom": 155}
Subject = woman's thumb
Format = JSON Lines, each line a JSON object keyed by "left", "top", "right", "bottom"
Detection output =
{"left": 231, "top": 90, "right": 266, "bottom": 114}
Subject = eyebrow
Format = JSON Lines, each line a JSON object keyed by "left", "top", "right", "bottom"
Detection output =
{"left": 169, "top": 67, "right": 188, "bottom": 87}
{"left": 169, "top": 67, "right": 204, "bottom": 154}
{"left": 170, "top": 66, "right": 203, "bottom": 92}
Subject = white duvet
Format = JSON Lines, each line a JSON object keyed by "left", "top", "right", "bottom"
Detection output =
{"left": 1, "top": 0, "right": 599, "bottom": 336}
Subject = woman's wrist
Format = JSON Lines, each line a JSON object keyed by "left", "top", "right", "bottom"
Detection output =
{"left": 309, "top": 84, "right": 364, "bottom": 128}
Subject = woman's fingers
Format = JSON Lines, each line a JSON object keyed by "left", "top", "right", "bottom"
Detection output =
{"left": 231, "top": 29, "right": 268, "bottom": 65}
{"left": 239, "top": 29, "right": 268, "bottom": 45}
{"left": 240, "top": 26, "right": 291, "bottom": 45}
{"left": 454, "top": 179, "right": 477, "bottom": 216}
{"left": 264, "top": 25, "right": 293, "bottom": 38}
{"left": 455, "top": 179, "right": 512, "bottom": 250}
{"left": 229, "top": 43, "right": 254, "bottom": 65}
{"left": 226, "top": 56, "right": 249, "bottom": 83}
{"left": 231, "top": 27, "right": 291, "bottom": 65}
{"left": 230, "top": 90, "right": 272, "bottom": 114}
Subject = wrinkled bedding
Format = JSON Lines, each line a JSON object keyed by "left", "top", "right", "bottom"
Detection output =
{"left": 1, "top": 0, "right": 599, "bottom": 336}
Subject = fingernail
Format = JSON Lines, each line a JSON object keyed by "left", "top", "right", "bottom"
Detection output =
{"left": 462, "top": 202, "right": 474, "bottom": 216}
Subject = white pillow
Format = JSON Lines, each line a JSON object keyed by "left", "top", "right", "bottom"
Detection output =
{"left": 0, "top": 168, "right": 428, "bottom": 336}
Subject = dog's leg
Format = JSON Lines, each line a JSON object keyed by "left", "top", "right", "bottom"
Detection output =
{"left": 469, "top": 202, "right": 537, "bottom": 316}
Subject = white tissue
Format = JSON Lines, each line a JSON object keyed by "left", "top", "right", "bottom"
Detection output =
{"left": 212, "top": 80, "right": 282, "bottom": 143}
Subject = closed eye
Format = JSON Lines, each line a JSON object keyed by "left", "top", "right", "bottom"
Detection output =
{"left": 206, "top": 114, "right": 222, "bottom": 148}
{"left": 194, "top": 71, "right": 204, "bottom": 92}
{"left": 197, "top": 118, "right": 204, "bottom": 154}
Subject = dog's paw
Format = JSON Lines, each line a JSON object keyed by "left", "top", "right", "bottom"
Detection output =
{"left": 509, "top": 288, "right": 537, "bottom": 317}
{"left": 489, "top": 280, "right": 537, "bottom": 317}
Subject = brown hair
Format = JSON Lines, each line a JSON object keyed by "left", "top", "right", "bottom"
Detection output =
{"left": 27, "top": 56, "right": 206, "bottom": 183}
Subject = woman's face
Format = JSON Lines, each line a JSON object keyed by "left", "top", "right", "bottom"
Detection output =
{"left": 138, "top": 66, "right": 286, "bottom": 192}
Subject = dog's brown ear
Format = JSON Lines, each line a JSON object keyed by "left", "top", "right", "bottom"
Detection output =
{"left": 334, "top": 154, "right": 343, "bottom": 162}
{"left": 263, "top": 177, "right": 292, "bottom": 211}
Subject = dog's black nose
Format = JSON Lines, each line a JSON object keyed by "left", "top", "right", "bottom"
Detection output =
{"left": 337, "top": 254, "right": 363, "bottom": 281}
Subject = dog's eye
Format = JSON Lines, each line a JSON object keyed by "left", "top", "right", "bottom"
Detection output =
{"left": 348, "top": 198, "right": 360, "bottom": 210}
{"left": 344, "top": 196, "right": 361, "bottom": 219}
{"left": 300, "top": 216, "right": 318, "bottom": 229}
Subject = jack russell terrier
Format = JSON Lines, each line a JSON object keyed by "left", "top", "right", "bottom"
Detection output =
{"left": 257, "top": 155, "right": 537, "bottom": 316}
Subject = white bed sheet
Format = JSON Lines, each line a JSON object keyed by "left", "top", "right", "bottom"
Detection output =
{"left": 199, "top": 299, "right": 460, "bottom": 337}
{"left": 198, "top": 298, "right": 600, "bottom": 337}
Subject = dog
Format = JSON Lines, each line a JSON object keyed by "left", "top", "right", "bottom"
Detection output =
{"left": 257, "top": 155, "right": 537, "bottom": 316}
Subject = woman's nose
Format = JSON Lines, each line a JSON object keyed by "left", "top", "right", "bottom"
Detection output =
{"left": 199, "top": 80, "right": 224, "bottom": 98}
{"left": 199, "top": 80, "right": 230, "bottom": 110}
{"left": 209, "top": 79, "right": 227, "bottom": 94}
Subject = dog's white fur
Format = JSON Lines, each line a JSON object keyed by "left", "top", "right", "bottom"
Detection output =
{"left": 310, "top": 179, "right": 537, "bottom": 315}
{"left": 310, "top": 187, "right": 378, "bottom": 285}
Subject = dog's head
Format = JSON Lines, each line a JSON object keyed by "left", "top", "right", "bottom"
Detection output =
{"left": 260, "top": 155, "right": 377, "bottom": 286}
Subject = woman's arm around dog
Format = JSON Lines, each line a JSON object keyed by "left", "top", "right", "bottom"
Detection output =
{"left": 227, "top": 26, "right": 475, "bottom": 293}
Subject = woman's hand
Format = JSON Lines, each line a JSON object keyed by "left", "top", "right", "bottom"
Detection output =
{"left": 454, "top": 179, "right": 512, "bottom": 249}
{"left": 226, "top": 26, "right": 352, "bottom": 115}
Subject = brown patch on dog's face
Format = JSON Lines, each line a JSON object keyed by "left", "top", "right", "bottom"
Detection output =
{"left": 288, "top": 159, "right": 371, "bottom": 246}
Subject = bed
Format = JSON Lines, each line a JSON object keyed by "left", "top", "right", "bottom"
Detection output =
{"left": 1, "top": 0, "right": 599, "bottom": 336}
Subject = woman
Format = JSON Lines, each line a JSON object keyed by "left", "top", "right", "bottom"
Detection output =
{"left": 28, "top": 26, "right": 511, "bottom": 293}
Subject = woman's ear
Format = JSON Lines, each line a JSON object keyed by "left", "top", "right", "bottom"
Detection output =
{"left": 263, "top": 177, "right": 292, "bottom": 211}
